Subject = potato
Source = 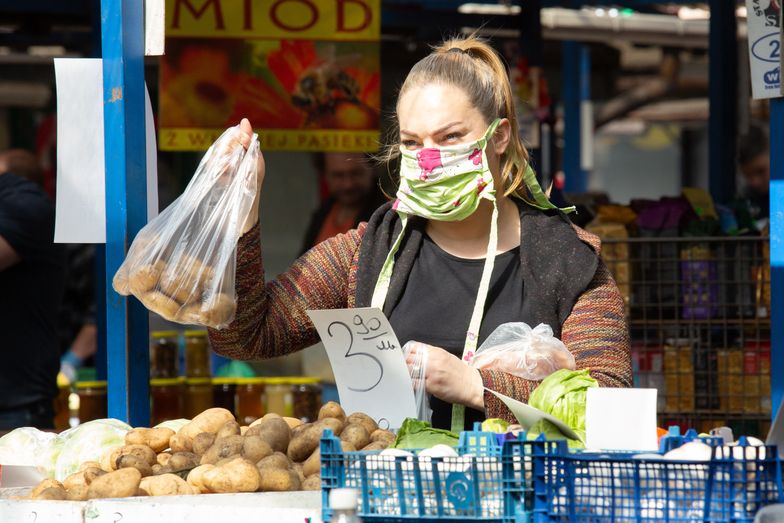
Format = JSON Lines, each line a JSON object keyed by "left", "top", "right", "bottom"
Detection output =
{"left": 215, "top": 454, "right": 242, "bottom": 467}
{"left": 201, "top": 435, "right": 245, "bottom": 465}
{"left": 169, "top": 433, "right": 193, "bottom": 454}
{"left": 31, "top": 479, "right": 63, "bottom": 498}
{"left": 292, "top": 462, "right": 305, "bottom": 484}
{"left": 125, "top": 427, "right": 175, "bottom": 453}
{"left": 66, "top": 485, "right": 89, "bottom": 501}
{"left": 370, "top": 429, "right": 396, "bottom": 444}
{"left": 347, "top": 413, "right": 378, "bottom": 436}
{"left": 116, "top": 445, "right": 157, "bottom": 467}
{"left": 287, "top": 419, "right": 342, "bottom": 462}
{"left": 179, "top": 408, "right": 235, "bottom": 440}
{"left": 340, "top": 424, "right": 370, "bottom": 450}
{"left": 242, "top": 436, "right": 273, "bottom": 463}
{"left": 203, "top": 457, "right": 261, "bottom": 493}
{"left": 302, "top": 475, "right": 321, "bottom": 491}
{"left": 139, "top": 473, "right": 195, "bottom": 496}
{"left": 168, "top": 451, "right": 200, "bottom": 471}
{"left": 319, "top": 417, "right": 345, "bottom": 437}
{"left": 318, "top": 402, "right": 346, "bottom": 423}
{"left": 157, "top": 452, "right": 173, "bottom": 466}
{"left": 33, "top": 487, "right": 67, "bottom": 500}
{"left": 87, "top": 468, "right": 142, "bottom": 499}
{"left": 341, "top": 441, "right": 357, "bottom": 452}
{"left": 152, "top": 464, "right": 165, "bottom": 475}
{"left": 240, "top": 426, "right": 250, "bottom": 436}
{"left": 247, "top": 417, "right": 290, "bottom": 453}
{"left": 117, "top": 455, "right": 153, "bottom": 477}
{"left": 158, "top": 270, "right": 195, "bottom": 304}
{"left": 79, "top": 461, "right": 102, "bottom": 472}
{"left": 199, "top": 292, "right": 235, "bottom": 326}
{"left": 192, "top": 432, "right": 216, "bottom": 456}
{"left": 361, "top": 441, "right": 387, "bottom": 451}
{"left": 283, "top": 417, "right": 303, "bottom": 430}
{"left": 186, "top": 464, "right": 215, "bottom": 494}
{"left": 141, "top": 291, "right": 181, "bottom": 320}
{"left": 302, "top": 448, "right": 321, "bottom": 478}
{"left": 291, "top": 422, "right": 311, "bottom": 440}
{"left": 128, "top": 262, "right": 163, "bottom": 295}
{"left": 257, "top": 452, "right": 291, "bottom": 471}
{"left": 259, "top": 468, "right": 300, "bottom": 492}
{"left": 63, "top": 472, "right": 88, "bottom": 491}
{"left": 215, "top": 420, "right": 241, "bottom": 439}
{"left": 100, "top": 445, "right": 124, "bottom": 471}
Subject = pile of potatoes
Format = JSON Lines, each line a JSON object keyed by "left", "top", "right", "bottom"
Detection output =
{"left": 29, "top": 402, "right": 395, "bottom": 500}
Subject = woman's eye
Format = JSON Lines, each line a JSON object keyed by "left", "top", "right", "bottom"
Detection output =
{"left": 444, "top": 132, "right": 462, "bottom": 142}
{"left": 401, "top": 139, "right": 419, "bottom": 149}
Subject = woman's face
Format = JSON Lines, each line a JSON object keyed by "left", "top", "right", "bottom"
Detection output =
{"left": 397, "top": 83, "right": 510, "bottom": 179}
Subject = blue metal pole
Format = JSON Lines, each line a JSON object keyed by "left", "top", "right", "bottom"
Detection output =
{"left": 562, "top": 41, "right": 589, "bottom": 193}
{"left": 101, "top": 0, "right": 150, "bottom": 425}
{"left": 769, "top": 99, "right": 784, "bottom": 422}
{"left": 707, "top": 0, "right": 737, "bottom": 204}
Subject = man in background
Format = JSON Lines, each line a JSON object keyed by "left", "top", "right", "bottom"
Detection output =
{"left": 301, "top": 152, "right": 385, "bottom": 253}
{"left": 0, "top": 149, "right": 65, "bottom": 429}
{"left": 738, "top": 123, "right": 770, "bottom": 228}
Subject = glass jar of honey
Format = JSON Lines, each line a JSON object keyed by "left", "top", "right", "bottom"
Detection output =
{"left": 184, "top": 330, "right": 210, "bottom": 378}
{"left": 150, "top": 331, "right": 180, "bottom": 379}
{"left": 235, "top": 377, "right": 265, "bottom": 425}
{"left": 75, "top": 380, "right": 107, "bottom": 423}
{"left": 290, "top": 377, "right": 322, "bottom": 422}
{"left": 185, "top": 377, "right": 213, "bottom": 418}
{"left": 53, "top": 374, "right": 71, "bottom": 431}
{"left": 265, "top": 377, "right": 293, "bottom": 417}
{"left": 150, "top": 377, "right": 184, "bottom": 425}
{"left": 212, "top": 377, "right": 237, "bottom": 417}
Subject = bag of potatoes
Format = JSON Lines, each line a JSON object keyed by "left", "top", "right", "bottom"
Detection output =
{"left": 112, "top": 125, "right": 259, "bottom": 328}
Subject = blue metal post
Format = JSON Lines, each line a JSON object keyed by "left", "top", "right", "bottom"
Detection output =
{"left": 770, "top": 99, "right": 784, "bottom": 421}
{"left": 562, "top": 41, "right": 589, "bottom": 193}
{"left": 101, "top": 0, "right": 150, "bottom": 425}
{"left": 707, "top": 0, "right": 737, "bottom": 204}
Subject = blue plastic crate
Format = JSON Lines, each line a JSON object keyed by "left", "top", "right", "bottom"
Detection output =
{"left": 320, "top": 425, "right": 533, "bottom": 523}
{"left": 527, "top": 438, "right": 784, "bottom": 522}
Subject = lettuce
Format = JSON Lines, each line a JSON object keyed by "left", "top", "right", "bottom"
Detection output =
{"left": 391, "top": 418, "right": 459, "bottom": 449}
{"left": 526, "top": 368, "right": 597, "bottom": 448}
{"left": 54, "top": 419, "right": 131, "bottom": 480}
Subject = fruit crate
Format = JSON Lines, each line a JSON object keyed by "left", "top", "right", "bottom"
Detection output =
{"left": 319, "top": 425, "right": 532, "bottom": 523}
{"left": 527, "top": 437, "right": 783, "bottom": 522}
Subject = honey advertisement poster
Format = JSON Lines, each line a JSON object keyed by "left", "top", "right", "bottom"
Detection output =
{"left": 160, "top": 0, "right": 381, "bottom": 151}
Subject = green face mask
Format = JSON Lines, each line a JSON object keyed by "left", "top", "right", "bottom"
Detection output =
{"left": 372, "top": 118, "right": 574, "bottom": 432}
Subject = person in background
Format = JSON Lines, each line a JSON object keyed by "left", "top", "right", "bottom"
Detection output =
{"left": 300, "top": 152, "right": 385, "bottom": 254}
{"left": 58, "top": 244, "right": 97, "bottom": 383}
{"left": 738, "top": 123, "right": 770, "bottom": 228}
{"left": 0, "top": 149, "right": 66, "bottom": 429}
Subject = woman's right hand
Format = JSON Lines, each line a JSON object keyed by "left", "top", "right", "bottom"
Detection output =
{"left": 235, "top": 118, "right": 265, "bottom": 234}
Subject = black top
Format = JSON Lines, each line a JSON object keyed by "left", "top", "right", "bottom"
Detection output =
{"left": 388, "top": 234, "right": 523, "bottom": 431}
{"left": 0, "top": 173, "right": 66, "bottom": 410}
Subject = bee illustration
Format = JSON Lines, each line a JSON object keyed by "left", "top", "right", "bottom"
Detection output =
{"left": 291, "top": 46, "right": 362, "bottom": 122}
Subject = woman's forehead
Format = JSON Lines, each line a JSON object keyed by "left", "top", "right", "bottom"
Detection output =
{"left": 398, "top": 83, "right": 483, "bottom": 133}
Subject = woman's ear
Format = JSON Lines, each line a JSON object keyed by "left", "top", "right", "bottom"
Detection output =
{"left": 492, "top": 118, "right": 512, "bottom": 156}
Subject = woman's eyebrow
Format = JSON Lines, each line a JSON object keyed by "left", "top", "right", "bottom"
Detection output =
{"left": 400, "top": 121, "right": 463, "bottom": 138}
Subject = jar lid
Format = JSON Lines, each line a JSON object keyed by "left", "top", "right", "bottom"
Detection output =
{"left": 150, "top": 377, "right": 185, "bottom": 386}
{"left": 235, "top": 377, "right": 266, "bottom": 385}
{"left": 184, "top": 330, "right": 208, "bottom": 337}
{"left": 151, "top": 330, "right": 179, "bottom": 339}
{"left": 75, "top": 380, "right": 107, "bottom": 389}
{"left": 288, "top": 377, "right": 320, "bottom": 385}
{"left": 211, "top": 377, "right": 238, "bottom": 385}
{"left": 186, "top": 377, "right": 211, "bottom": 385}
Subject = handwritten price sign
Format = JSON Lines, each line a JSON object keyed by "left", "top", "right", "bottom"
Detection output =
{"left": 307, "top": 308, "right": 417, "bottom": 430}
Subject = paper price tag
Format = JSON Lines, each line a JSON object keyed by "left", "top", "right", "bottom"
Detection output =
{"left": 307, "top": 308, "right": 417, "bottom": 430}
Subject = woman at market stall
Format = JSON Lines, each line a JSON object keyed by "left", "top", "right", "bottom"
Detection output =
{"left": 208, "top": 36, "right": 632, "bottom": 431}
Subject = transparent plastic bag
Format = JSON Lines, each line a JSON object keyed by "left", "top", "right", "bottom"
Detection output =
{"left": 403, "top": 341, "right": 432, "bottom": 423}
{"left": 471, "top": 322, "right": 576, "bottom": 380}
{"left": 113, "top": 125, "right": 259, "bottom": 329}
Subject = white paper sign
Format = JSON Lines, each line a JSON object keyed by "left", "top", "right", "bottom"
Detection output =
{"left": 145, "top": 0, "right": 166, "bottom": 56}
{"left": 487, "top": 389, "right": 581, "bottom": 441}
{"left": 54, "top": 58, "right": 159, "bottom": 244}
{"left": 586, "top": 388, "right": 658, "bottom": 451}
{"left": 746, "top": 0, "right": 782, "bottom": 99}
{"left": 307, "top": 308, "right": 417, "bottom": 430}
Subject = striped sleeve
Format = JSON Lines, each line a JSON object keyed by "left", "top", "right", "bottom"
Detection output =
{"left": 207, "top": 222, "right": 366, "bottom": 360}
{"left": 480, "top": 259, "right": 632, "bottom": 422}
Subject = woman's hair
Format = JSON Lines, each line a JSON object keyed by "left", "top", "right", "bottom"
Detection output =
{"left": 382, "top": 35, "right": 531, "bottom": 199}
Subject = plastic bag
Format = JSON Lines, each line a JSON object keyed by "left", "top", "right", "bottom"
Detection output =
{"left": 471, "top": 322, "right": 576, "bottom": 380}
{"left": 113, "top": 125, "right": 259, "bottom": 328}
{"left": 403, "top": 341, "right": 432, "bottom": 423}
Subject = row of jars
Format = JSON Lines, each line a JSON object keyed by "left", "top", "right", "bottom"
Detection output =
{"left": 68, "top": 377, "right": 322, "bottom": 427}
{"left": 150, "top": 330, "right": 211, "bottom": 379}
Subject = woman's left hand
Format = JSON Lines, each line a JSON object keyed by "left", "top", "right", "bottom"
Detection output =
{"left": 406, "top": 342, "right": 485, "bottom": 411}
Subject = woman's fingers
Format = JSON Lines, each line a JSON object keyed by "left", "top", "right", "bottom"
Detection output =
{"left": 238, "top": 118, "right": 253, "bottom": 149}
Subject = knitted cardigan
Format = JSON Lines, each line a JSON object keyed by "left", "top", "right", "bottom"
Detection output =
{"left": 208, "top": 209, "right": 632, "bottom": 424}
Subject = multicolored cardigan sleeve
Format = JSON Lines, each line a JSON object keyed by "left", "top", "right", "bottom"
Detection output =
{"left": 207, "top": 222, "right": 366, "bottom": 360}
{"left": 480, "top": 228, "right": 632, "bottom": 422}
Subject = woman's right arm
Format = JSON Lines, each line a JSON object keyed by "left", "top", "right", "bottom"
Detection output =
{"left": 208, "top": 221, "right": 366, "bottom": 360}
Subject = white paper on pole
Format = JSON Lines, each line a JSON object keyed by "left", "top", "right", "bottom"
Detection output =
{"left": 745, "top": 0, "right": 782, "bottom": 99}
{"left": 586, "top": 388, "right": 658, "bottom": 451}
{"left": 54, "top": 58, "right": 158, "bottom": 243}
{"left": 145, "top": 0, "right": 166, "bottom": 56}
{"left": 307, "top": 308, "right": 417, "bottom": 430}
